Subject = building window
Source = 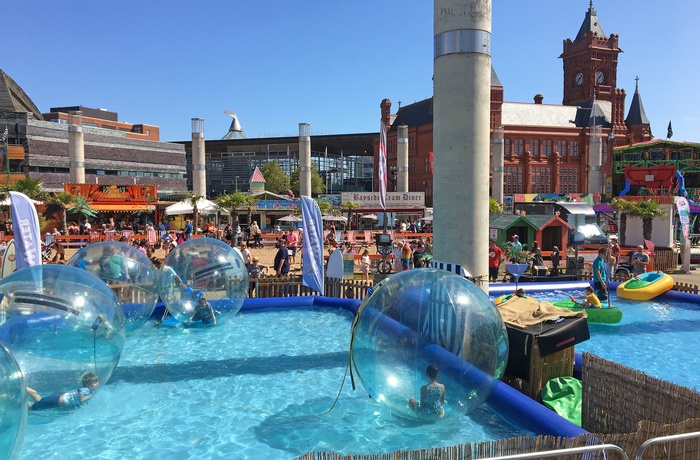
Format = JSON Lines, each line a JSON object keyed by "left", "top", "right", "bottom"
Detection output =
{"left": 529, "top": 139, "right": 539, "bottom": 155}
{"left": 514, "top": 139, "right": 524, "bottom": 155}
{"left": 505, "top": 139, "right": 510, "bottom": 156}
{"left": 557, "top": 140, "right": 567, "bottom": 156}
{"left": 542, "top": 140, "right": 552, "bottom": 156}
{"left": 569, "top": 141, "right": 579, "bottom": 156}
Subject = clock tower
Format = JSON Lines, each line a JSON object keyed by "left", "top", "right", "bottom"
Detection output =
{"left": 561, "top": 1, "right": 622, "bottom": 107}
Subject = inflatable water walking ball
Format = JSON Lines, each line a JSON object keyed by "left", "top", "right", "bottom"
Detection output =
{"left": 0, "top": 343, "right": 26, "bottom": 460}
{"left": 67, "top": 242, "right": 159, "bottom": 333}
{"left": 159, "top": 238, "right": 248, "bottom": 325}
{"left": 0, "top": 265, "right": 125, "bottom": 403}
{"left": 351, "top": 269, "right": 509, "bottom": 420}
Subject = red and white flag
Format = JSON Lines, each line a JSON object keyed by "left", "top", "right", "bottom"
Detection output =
{"left": 378, "top": 121, "right": 387, "bottom": 210}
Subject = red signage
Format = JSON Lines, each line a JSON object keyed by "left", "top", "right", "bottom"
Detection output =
{"left": 64, "top": 184, "right": 158, "bottom": 204}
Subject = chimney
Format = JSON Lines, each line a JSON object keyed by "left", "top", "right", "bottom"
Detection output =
{"left": 534, "top": 94, "right": 544, "bottom": 104}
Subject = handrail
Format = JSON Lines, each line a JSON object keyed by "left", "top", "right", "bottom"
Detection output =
{"left": 485, "top": 444, "right": 628, "bottom": 460}
{"left": 635, "top": 430, "right": 700, "bottom": 460}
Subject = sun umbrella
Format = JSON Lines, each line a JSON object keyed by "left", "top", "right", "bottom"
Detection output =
{"left": 279, "top": 215, "right": 301, "bottom": 222}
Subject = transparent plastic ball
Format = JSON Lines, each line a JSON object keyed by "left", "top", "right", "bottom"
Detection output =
{"left": 66, "top": 242, "right": 158, "bottom": 333}
{"left": 351, "top": 269, "right": 508, "bottom": 420}
{"left": 0, "top": 343, "right": 26, "bottom": 458}
{"left": 159, "top": 238, "right": 248, "bottom": 326}
{"left": 0, "top": 265, "right": 125, "bottom": 404}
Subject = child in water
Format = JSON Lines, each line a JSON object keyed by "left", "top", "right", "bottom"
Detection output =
{"left": 187, "top": 295, "right": 217, "bottom": 326}
{"left": 570, "top": 285, "right": 602, "bottom": 308}
{"left": 409, "top": 364, "right": 446, "bottom": 418}
{"left": 26, "top": 372, "right": 99, "bottom": 410}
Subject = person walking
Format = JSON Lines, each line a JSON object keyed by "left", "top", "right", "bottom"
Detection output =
{"left": 184, "top": 219, "right": 193, "bottom": 241}
{"left": 488, "top": 239, "right": 503, "bottom": 283}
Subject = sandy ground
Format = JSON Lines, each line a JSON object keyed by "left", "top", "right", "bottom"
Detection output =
{"left": 64, "top": 244, "right": 700, "bottom": 286}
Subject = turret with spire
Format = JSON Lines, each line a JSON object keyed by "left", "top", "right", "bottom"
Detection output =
{"left": 625, "top": 76, "right": 652, "bottom": 142}
{"left": 561, "top": 1, "right": 621, "bottom": 106}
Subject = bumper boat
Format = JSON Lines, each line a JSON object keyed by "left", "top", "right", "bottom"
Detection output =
{"left": 616, "top": 271, "right": 674, "bottom": 301}
{"left": 551, "top": 299, "right": 622, "bottom": 324}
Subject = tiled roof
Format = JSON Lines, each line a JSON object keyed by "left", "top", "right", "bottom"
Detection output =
{"left": 390, "top": 67, "right": 502, "bottom": 130}
{"left": 250, "top": 166, "right": 266, "bottom": 183}
{"left": 501, "top": 100, "right": 611, "bottom": 129}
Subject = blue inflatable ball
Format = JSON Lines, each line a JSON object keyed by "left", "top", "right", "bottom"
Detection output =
{"left": 67, "top": 242, "right": 158, "bottom": 333}
{"left": 0, "top": 343, "right": 26, "bottom": 459}
{"left": 351, "top": 269, "right": 508, "bottom": 420}
{"left": 0, "top": 265, "right": 125, "bottom": 404}
{"left": 159, "top": 238, "right": 248, "bottom": 326}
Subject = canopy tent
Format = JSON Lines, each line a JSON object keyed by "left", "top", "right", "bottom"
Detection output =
{"left": 322, "top": 214, "right": 348, "bottom": 222}
{"left": 360, "top": 214, "right": 378, "bottom": 220}
{"left": 278, "top": 215, "right": 301, "bottom": 222}
{"left": 0, "top": 197, "right": 43, "bottom": 206}
{"left": 164, "top": 198, "right": 227, "bottom": 216}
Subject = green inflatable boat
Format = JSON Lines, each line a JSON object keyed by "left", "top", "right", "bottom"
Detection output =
{"left": 552, "top": 299, "right": 622, "bottom": 324}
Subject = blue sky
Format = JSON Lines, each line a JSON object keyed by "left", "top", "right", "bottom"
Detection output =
{"left": 3, "top": 1, "right": 698, "bottom": 143}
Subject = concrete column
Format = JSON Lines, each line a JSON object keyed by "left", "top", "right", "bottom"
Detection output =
{"left": 397, "top": 125, "right": 409, "bottom": 193}
{"left": 433, "top": 0, "right": 492, "bottom": 289}
{"left": 191, "top": 118, "right": 206, "bottom": 197}
{"left": 588, "top": 125, "right": 602, "bottom": 194}
{"left": 68, "top": 111, "right": 85, "bottom": 184}
{"left": 299, "top": 123, "right": 311, "bottom": 197}
{"left": 491, "top": 126, "right": 504, "bottom": 203}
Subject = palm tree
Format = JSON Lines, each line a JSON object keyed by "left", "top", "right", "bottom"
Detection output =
{"left": 214, "top": 192, "right": 253, "bottom": 228}
{"left": 48, "top": 192, "right": 75, "bottom": 234}
{"left": 186, "top": 193, "right": 203, "bottom": 232}
{"left": 610, "top": 198, "right": 637, "bottom": 246}
{"left": 633, "top": 199, "right": 667, "bottom": 242}
{"left": 341, "top": 200, "right": 360, "bottom": 228}
{"left": 68, "top": 196, "right": 98, "bottom": 224}
{"left": 6, "top": 177, "right": 49, "bottom": 201}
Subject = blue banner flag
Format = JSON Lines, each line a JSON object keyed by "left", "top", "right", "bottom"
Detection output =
{"left": 9, "top": 191, "right": 42, "bottom": 270}
{"left": 301, "top": 196, "right": 324, "bottom": 294}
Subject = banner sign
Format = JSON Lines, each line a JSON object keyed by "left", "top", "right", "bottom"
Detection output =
{"left": 254, "top": 200, "right": 300, "bottom": 210}
{"left": 676, "top": 197, "right": 690, "bottom": 239}
{"left": 301, "top": 196, "right": 324, "bottom": 294}
{"left": 341, "top": 192, "right": 424, "bottom": 209}
{"left": 64, "top": 184, "right": 157, "bottom": 204}
{"left": 9, "top": 191, "right": 42, "bottom": 270}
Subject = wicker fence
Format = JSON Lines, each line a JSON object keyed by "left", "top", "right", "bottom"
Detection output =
{"left": 254, "top": 275, "right": 372, "bottom": 300}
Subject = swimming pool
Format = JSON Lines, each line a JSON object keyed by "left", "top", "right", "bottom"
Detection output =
{"left": 18, "top": 304, "right": 534, "bottom": 459}
{"left": 495, "top": 284, "right": 700, "bottom": 390}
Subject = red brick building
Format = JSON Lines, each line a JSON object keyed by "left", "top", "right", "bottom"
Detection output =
{"left": 376, "top": 2, "right": 652, "bottom": 208}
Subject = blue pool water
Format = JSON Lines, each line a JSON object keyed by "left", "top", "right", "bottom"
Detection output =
{"left": 19, "top": 308, "right": 530, "bottom": 460}
{"left": 531, "top": 289, "right": 700, "bottom": 390}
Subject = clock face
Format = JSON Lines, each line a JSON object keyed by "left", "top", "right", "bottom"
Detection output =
{"left": 596, "top": 71, "right": 604, "bottom": 84}
{"left": 575, "top": 72, "right": 584, "bottom": 86}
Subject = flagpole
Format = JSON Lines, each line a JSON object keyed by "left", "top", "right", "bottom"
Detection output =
{"left": 1, "top": 127, "right": 8, "bottom": 186}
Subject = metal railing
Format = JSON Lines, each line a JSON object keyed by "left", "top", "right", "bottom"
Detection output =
{"left": 635, "top": 431, "right": 700, "bottom": 460}
{"left": 484, "top": 444, "right": 628, "bottom": 460}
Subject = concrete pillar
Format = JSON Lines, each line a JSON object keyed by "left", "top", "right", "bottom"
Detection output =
{"left": 299, "top": 123, "right": 311, "bottom": 197}
{"left": 588, "top": 125, "right": 602, "bottom": 194}
{"left": 68, "top": 111, "right": 85, "bottom": 184}
{"left": 491, "top": 126, "right": 504, "bottom": 203}
{"left": 191, "top": 118, "right": 206, "bottom": 197}
{"left": 397, "top": 125, "right": 409, "bottom": 193}
{"left": 433, "top": 0, "right": 492, "bottom": 289}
